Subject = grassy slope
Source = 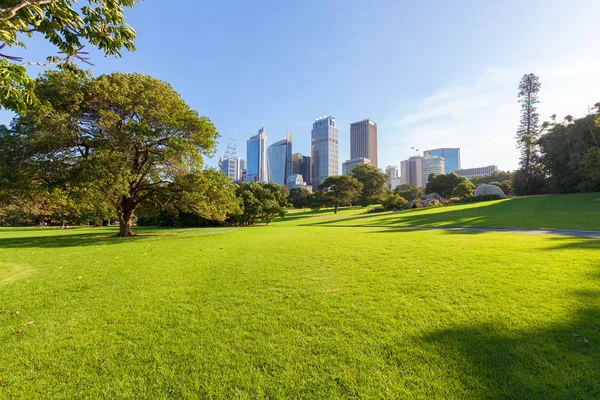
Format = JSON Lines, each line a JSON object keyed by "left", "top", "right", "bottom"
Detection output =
{"left": 0, "top": 195, "right": 599, "bottom": 398}
{"left": 295, "top": 193, "right": 600, "bottom": 231}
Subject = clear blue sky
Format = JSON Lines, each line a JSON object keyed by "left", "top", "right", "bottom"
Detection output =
{"left": 2, "top": 0, "right": 599, "bottom": 171}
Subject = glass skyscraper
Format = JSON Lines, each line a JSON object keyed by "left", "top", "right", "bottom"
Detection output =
{"left": 423, "top": 148, "right": 461, "bottom": 173}
{"left": 246, "top": 127, "right": 268, "bottom": 182}
{"left": 267, "top": 132, "right": 292, "bottom": 185}
{"left": 311, "top": 116, "right": 338, "bottom": 188}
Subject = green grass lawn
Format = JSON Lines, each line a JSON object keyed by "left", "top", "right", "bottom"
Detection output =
{"left": 295, "top": 192, "right": 600, "bottom": 231}
{"left": 1, "top": 195, "right": 600, "bottom": 398}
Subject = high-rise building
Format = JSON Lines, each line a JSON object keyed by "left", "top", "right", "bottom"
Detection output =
{"left": 385, "top": 165, "right": 398, "bottom": 182}
{"left": 219, "top": 138, "right": 241, "bottom": 181}
{"left": 238, "top": 158, "right": 247, "bottom": 181}
{"left": 350, "top": 119, "right": 378, "bottom": 167}
{"left": 286, "top": 174, "right": 313, "bottom": 192}
{"left": 423, "top": 148, "right": 461, "bottom": 173}
{"left": 267, "top": 131, "right": 293, "bottom": 185}
{"left": 292, "top": 152, "right": 311, "bottom": 185}
{"left": 456, "top": 165, "right": 498, "bottom": 178}
{"left": 422, "top": 156, "right": 445, "bottom": 186}
{"left": 311, "top": 115, "right": 338, "bottom": 187}
{"left": 400, "top": 156, "right": 425, "bottom": 187}
{"left": 342, "top": 157, "right": 371, "bottom": 175}
{"left": 246, "top": 127, "right": 268, "bottom": 182}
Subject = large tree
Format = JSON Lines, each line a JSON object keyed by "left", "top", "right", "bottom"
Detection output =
{"left": 351, "top": 163, "right": 388, "bottom": 206}
{"left": 0, "top": 0, "right": 139, "bottom": 114}
{"left": 234, "top": 182, "right": 285, "bottom": 225}
{"left": 424, "top": 173, "right": 465, "bottom": 198}
{"left": 514, "top": 73, "right": 546, "bottom": 195}
{"left": 394, "top": 184, "right": 424, "bottom": 201}
{"left": 7, "top": 70, "right": 221, "bottom": 236}
{"left": 318, "top": 175, "right": 362, "bottom": 214}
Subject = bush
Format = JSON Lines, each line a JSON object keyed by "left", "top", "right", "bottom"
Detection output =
{"left": 382, "top": 193, "right": 408, "bottom": 211}
{"left": 451, "top": 181, "right": 475, "bottom": 198}
{"left": 454, "top": 194, "right": 504, "bottom": 203}
{"left": 367, "top": 206, "right": 385, "bottom": 213}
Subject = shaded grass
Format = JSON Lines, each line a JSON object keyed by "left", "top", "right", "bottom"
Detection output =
{"left": 1, "top": 219, "right": 599, "bottom": 398}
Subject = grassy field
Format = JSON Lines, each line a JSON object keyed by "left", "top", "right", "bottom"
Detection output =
{"left": 1, "top": 194, "right": 599, "bottom": 398}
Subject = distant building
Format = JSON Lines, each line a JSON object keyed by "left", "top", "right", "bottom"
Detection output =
{"left": 267, "top": 131, "right": 292, "bottom": 185}
{"left": 385, "top": 165, "right": 398, "bottom": 188}
{"left": 286, "top": 174, "right": 313, "bottom": 192}
{"left": 292, "top": 152, "right": 311, "bottom": 185}
{"left": 423, "top": 148, "right": 461, "bottom": 173}
{"left": 422, "top": 156, "right": 445, "bottom": 186}
{"left": 311, "top": 115, "right": 339, "bottom": 187}
{"left": 400, "top": 160, "right": 409, "bottom": 185}
{"left": 219, "top": 157, "right": 239, "bottom": 181}
{"left": 238, "top": 158, "right": 247, "bottom": 181}
{"left": 390, "top": 177, "right": 403, "bottom": 190}
{"left": 401, "top": 156, "right": 425, "bottom": 187}
{"left": 350, "top": 119, "right": 378, "bottom": 167}
{"left": 456, "top": 165, "right": 498, "bottom": 179}
{"left": 342, "top": 157, "right": 371, "bottom": 175}
{"left": 246, "top": 127, "right": 268, "bottom": 182}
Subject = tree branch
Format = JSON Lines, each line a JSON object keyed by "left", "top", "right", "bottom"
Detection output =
{"left": 0, "top": 0, "right": 56, "bottom": 21}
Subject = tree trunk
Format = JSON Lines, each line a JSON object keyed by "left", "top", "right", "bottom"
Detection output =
{"left": 334, "top": 203, "right": 338, "bottom": 214}
{"left": 118, "top": 198, "right": 136, "bottom": 237}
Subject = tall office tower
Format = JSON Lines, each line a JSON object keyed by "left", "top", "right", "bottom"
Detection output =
{"left": 385, "top": 165, "right": 398, "bottom": 181}
{"left": 292, "top": 153, "right": 312, "bottom": 185}
{"left": 267, "top": 131, "right": 293, "bottom": 185}
{"left": 350, "top": 119, "right": 378, "bottom": 167}
{"left": 422, "top": 155, "right": 445, "bottom": 186}
{"left": 400, "top": 156, "right": 425, "bottom": 187}
{"left": 423, "top": 148, "right": 460, "bottom": 173}
{"left": 342, "top": 157, "right": 371, "bottom": 175}
{"left": 238, "top": 158, "right": 247, "bottom": 181}
{"left": 311, "top": 115, "right": 339, "bottom": 187}
{"left": 246, "top": 127, "right": 268, "bottom": 182}
{"left": 219, "top": 138, "right": 240, "bottom": 181}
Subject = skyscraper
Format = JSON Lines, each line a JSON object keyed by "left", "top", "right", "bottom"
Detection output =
{"left": 311, "top": 115, "right": 338, "bottom": 187}
{"left": 292, "top": 152, "right": 311, "bottom": 185}
{"left": 219, "top": 138, "right": 240, "bottom": 181}
{"left": 385, "top": 165, "right": 398, "bottom": 181}
{"left": 267, "top": 131, "right": 293, "bottom": 185}
{"left": 246, "top": 127, "right": 268, "bottom": 182}
{"left": 400, "top": 156, "right": 425, "bottom": 187}
{"left": 423, "top": 148, "right": 460, "bottom": 173}
{"left": 422, "top": 155, "right": 445, "bottom": 186}
{"left": 350, "top": 119, "right": 378, "bottom": 167}
{"left": 342, "top": 157, "right": 371, "bottom": 175}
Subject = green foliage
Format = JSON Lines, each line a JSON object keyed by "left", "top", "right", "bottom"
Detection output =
{"left": 425, "top": 173, "right": 465, "bottom": 198}
{"left": 0, "top": 0, "right": 139, "bottom": 114}
{"left": 579, "top": 147, "right": 600, "bottom": 192}
{"left": 309, "top": 190, "right": 329, "bottom": 211}
{"left": 234, "top": 182, "right": 285, "bottom": 225}
{"left": 351, "top": 163, "right": 388, "bottom": 206}
{"left": 394, "top": 184, "right": 424, "bottom": 201}
{"left": 319, "top": 175, "right": 363, "bottom": 213}
{"left": 469, "top": 171, "right": 514, "bottom": 186}
{"left": 289, "top": 187, "right": 312, "bottom": 209}
{"left": 451, "top": 181, "right": 475, "bottom": 199}
{"left": 382, "top": 193, "right": 407, "bottom": 211}
{"left": 3, "top": 70, "right": 219, "bottom": 235}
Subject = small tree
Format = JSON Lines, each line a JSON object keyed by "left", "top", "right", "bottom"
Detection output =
{"left": 318, "top": 175, "right": 362, "bottom": 214}
{"left": 351, "top": 163, "right": 388, "bottom": 206}
{"left": 382, "top": 193, "right": 407, "bottom": 211}
{"left": 289, "top": 187, "right": 311, "bottom": 209}
{"left": 451, "top": 181, "right": 475, "bottom": 198}
{"left": 394, "top": 184, "right": 424, "bottom": 201}
{"left": 235, "top": 182, "right": 285, "bottom": 225}
{"left": 425, "top": 173, "right": 465, "bottom": 198}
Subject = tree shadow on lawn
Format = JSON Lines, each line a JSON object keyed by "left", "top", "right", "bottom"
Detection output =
{"left": 412, "top": 289, "right": 600, "bottom": 398}
{"left": 0, "top": 230, "right": 159, "bottom": 249}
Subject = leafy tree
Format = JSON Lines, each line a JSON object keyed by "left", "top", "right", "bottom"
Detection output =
{"left": 0, "top": 0, "right": 139, "bottom": 114}
{"left": 263, "top": 182, "right": 289, "bottom": 208}
{"left": 6, "top": 70, "right": 220, "bottom": 236}
{"left": 235, "top": 182, "right": 285, "bottom": 225}
{"left": 469, "top": 171, "right": 514, "bottom": 186}
{"left": 394, "top": 184, "right": 424, "bottom": 201}
{"left": 382, "top": 193, "right": 407, "bottom": 211}
{"left": 319, "top": 175, "right": 362, "bottom": 214}
{"left": 351, "top": 163, "right": 388, "bottom": 206}
{"left": 580, "top": 147, "right": 600, "bottom": 192}
{"left": 451, "top": 181, "right": 475, "bottom": 198}
{"left": 425, "top": 173, "right": 465, "bottom": 198}
{"left": 309, "top": 190, "right": 329, "bottom": 211}
{"left": 514, "top": 73, "right": 546, "bottom": 195}
{"left": 289, "top": 187, "right": 311, "bottom": 209}
{"left": 488, "top": 180, "right": 513, "bottom": 196}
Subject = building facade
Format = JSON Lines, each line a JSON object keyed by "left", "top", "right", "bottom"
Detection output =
{"left": 456, "top": 165, "right": 498, "bottom": 178}
{"left": 311, "top": 116, "right": 339, "bottom": 188}
{"left": 342, "top": 157, "right": 371, "bottom": 175}
{"left": 285, "top": 174, "right": 313, "bottom": 192}
{"left": 246, "top": 127, "right": 268, "bottom": 182}
{"left": 423, "top": 148, "right": 461, "bottom": 173}
{"left": 292, "top": 152, "right": 311, "bottom": 185}
{"left": 267, "top": 132, "right": 292, "bottom": 185}
{"left": 400, "top": 156, "right": 425, "bottom": 187}
{"left": 422, "top": 156, "right": 445, "bottom": 186}
{"left": 385, "top": 165, "right": 398, "bottom": 188}
{"left": 350, "top": 119, "right": 378, "bottom": 167}
{"left": 219, "top": 157, "right": 239, "bottom": 181}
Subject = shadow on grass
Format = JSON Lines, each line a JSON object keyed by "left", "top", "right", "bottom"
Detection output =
{"left": 0, "top": 230, "right": 159, "bottom": 249}
{"left": 413, "top": 289, "right": 600, "bottom": 398}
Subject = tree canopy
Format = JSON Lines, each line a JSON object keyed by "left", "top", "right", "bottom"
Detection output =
{"left": 319, "top": 175, "right": 362, "bottom": 214}
{"left": 0, "top": 0, "right": 139, "bottom": 114}
{"left": 351, "top": 163, "right": 388, "bottom": 206}
{"left": 2, "top": 70, "right": 223, "bottom": 236}
{"left": 234, "top": 182, "right": 285, "bottom": 225}
{"left": 288, "top": 187, "right": 311, "bottom": 209}
{"left": 425, "top": 173, "right": 465, "bottom": 198}
{"left": 394, "top": 184, "right": 424, "bottom": 201}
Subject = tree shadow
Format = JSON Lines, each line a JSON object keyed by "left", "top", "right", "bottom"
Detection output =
{"left": 413, "top": 289, "right": 600, "bottom": 398}
{"left": 0, "top": 230, "right": 159, "bottom": 249}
